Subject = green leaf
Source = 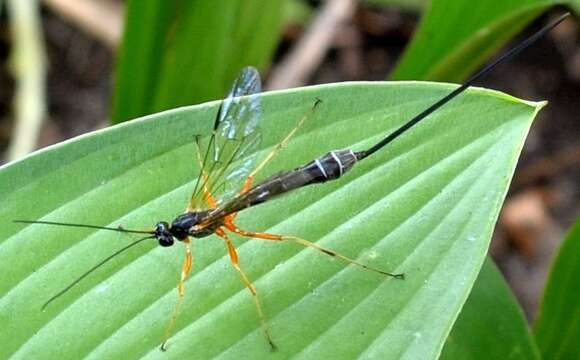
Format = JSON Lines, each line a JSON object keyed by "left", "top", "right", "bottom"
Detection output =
{"left": 112, "top": 0, "right": 284, "bottom": 123}
{"left": 0, "top": 82, "right": 542, "bottom": 359}
{"left": 441, "top": 258, "right": 541, "bottom": 359}
{"left": 534, "top": 217, "right": 580, "bottom": 360}
{"left": 390, "top": 0, "right": 567, "bottom": 82}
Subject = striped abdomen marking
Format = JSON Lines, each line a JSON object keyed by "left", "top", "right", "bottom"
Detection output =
{"left": 308, "top": 149, "right": 359, "bottom": 183}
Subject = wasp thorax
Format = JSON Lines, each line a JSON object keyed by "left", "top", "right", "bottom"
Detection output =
{"left": 170, "top": 210, "right": 217, "bottom": 239}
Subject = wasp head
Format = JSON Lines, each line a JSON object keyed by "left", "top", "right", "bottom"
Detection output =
{"left": 154, "top": 211, "right": 219, "bottom": 246}
{"left": 154, "top": 221, "right": 174, "bottom": 247}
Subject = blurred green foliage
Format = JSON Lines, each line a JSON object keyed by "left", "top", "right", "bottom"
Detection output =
{"left": 534, "top": 218, "right": 580, "bottom": 360}
{"left": 441, "top": 259, "right": 541, "bottom": 359}
{"left": 390, "top": 0, "right": 573, "bottom": 81}
{"left": 112, "top": 0, "right": 284, "bottom": 123}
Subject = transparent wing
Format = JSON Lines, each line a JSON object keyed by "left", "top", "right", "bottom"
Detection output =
{"left": 189, "top": 67, "right": 262, "bottom": 210}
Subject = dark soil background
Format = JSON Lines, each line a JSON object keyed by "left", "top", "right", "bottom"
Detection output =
{"left": 0, "top": 3, "right": 578, "bottom": 321}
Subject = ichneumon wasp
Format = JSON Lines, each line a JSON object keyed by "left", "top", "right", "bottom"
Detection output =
{"left": 14, "top": 13, "right": 569, "bottom": 351}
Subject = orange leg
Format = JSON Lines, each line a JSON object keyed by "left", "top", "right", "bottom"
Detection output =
{"left": 223, "top": 219, "right": 404, "bottom": 279}
{"left": 204, "top": 190, "right": 218, "bottom": 208}
{"left": 161, "top": 238, "right": 193, "bottom": 351}
{"left": 215, "top": 227, "right": 277, "bottom": 351}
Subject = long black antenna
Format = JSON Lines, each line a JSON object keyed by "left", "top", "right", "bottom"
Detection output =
{"left": 359, "top": 12, "right": 570, "bottom": 160}
{"left": 14, "top": 219, "right": 154, "bottom": 235}
{"left": 41, "top": 235, "right": 154, "bottom": 311}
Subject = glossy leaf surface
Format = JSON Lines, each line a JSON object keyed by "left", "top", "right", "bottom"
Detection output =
{"left": 0, "top": 82, "right": 542, "bottom": 359}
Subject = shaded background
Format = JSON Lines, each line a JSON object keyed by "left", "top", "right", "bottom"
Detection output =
{"left": 0, "top": 0, "right": 578, "bottom": 323}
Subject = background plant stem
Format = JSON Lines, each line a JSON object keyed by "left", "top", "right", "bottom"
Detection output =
{"left": 6, "top": 0, "right": 47, "bottom": 161}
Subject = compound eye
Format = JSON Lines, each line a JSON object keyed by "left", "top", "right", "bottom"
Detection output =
{"left": 158, "top": 236, "right": 174, "bottom": 247}
{"left": 156, "top": 221, "right": 170, "bottom": 232}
